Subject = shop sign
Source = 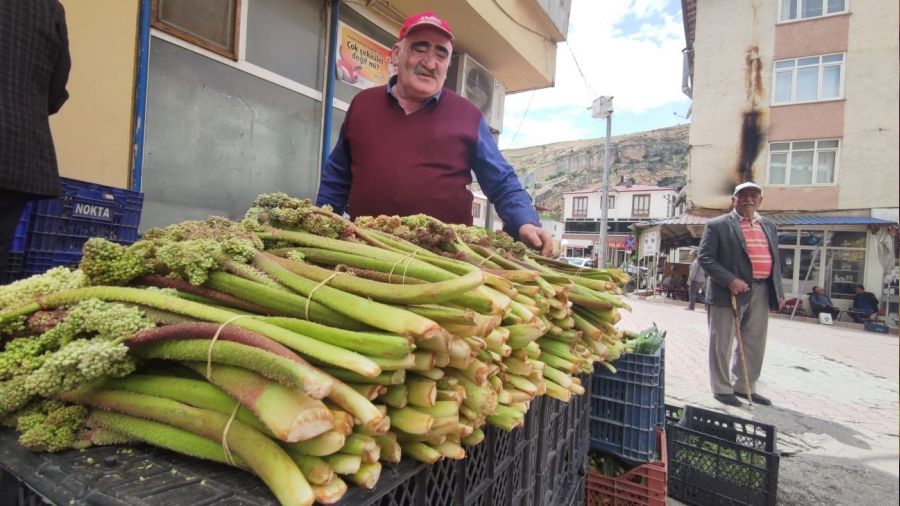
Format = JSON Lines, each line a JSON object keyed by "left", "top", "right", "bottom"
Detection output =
{"left": 336, "top": 22, "right": 392, "bottom": 89}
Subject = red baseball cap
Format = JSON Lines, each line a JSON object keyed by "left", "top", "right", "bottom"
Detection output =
{"left": 398, "top": 11, "right": 454, "bottom": 41}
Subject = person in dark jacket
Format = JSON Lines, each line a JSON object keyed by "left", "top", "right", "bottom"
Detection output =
{"left": 698, "top": 182, "right": 784, "bottom": 407}
{"left": 849, "top": 285, "right": 879, "bottom": 323}
{"left": 809, "top": 286, "right": 840, "bottom": 320}
{"left": 315, "top": 11, "right": 552, "bottom": 255}
{"left": 0, "top": 0, "right": 71, "bottom": 274}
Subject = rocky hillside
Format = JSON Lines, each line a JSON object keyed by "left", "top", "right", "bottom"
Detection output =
{"left": 496, "top": 124, "right": 689, "bottom": 216}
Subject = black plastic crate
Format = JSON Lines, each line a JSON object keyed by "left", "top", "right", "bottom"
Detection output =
{"left": 667, "top": 406, "right": 780, "bottom": 506}
{"left": 1, "top": 252, "right": 26, "bottom": 285}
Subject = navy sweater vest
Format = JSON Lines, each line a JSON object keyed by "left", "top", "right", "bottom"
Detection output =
{"left": 344, "top": 86, "right": 481, "bottom": 225}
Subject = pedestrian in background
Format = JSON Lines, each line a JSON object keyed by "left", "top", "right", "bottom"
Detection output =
{"left": 686, "top": 252, "right": 706, "bottom": 310}
{"left": 698, "top": 182, "right": 784, "bottom": 407}
{"left": 0, "top": 0, "right": 71, "bottom": 275}
{"left": 849, "top": 285, "right": 879, "bottom": 323}
{"left": 809, "top": 286, "right": 840, "bottom": 320}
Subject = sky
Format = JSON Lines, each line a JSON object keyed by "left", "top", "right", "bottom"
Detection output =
{"left": 497, "top": 0, "right": 691, "bottom": 150}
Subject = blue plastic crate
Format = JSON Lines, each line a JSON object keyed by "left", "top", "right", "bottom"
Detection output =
{"left": 589, "top": 346, "right": 664, "bottom": 463}
{"left": 25, "top": 177, "right": 143, "bottom": 275}
{"left": 10, "top": 202, "right": 32, "bottom": 254}
{"left": 1, "top": 252, "right": 26, "bottom": 284}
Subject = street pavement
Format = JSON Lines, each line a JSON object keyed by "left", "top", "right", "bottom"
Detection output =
{"left": 618, "top": 296, "right": 900, "bottom": 505}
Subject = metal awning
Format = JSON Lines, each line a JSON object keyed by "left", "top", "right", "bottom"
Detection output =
{"left": 766, "top": 215, "right": 898, "bottom": 226}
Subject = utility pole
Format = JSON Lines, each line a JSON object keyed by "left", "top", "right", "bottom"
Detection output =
{"left": 591, "top": 96, "right": 614, "bottom": 268}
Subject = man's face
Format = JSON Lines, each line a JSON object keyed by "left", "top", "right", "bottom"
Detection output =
{"left": 392, "top": 27, "right": 452, "bottom": 101}
{"left": 815, "top": 287, "right": 824, "bottom": 294}
{"left": 732, "top": 189, "right": 763, "bottom": 218}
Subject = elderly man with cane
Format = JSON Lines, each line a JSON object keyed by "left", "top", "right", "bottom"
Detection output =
{"left": 698, "top": 182, "right": 784, "bottom": 406}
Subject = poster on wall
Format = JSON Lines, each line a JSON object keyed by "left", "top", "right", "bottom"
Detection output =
{"left": 640, "top": 228, "right": 659, "bottom": 257}
{"left": 336, "top": 22, "right": 393, "bottom": 89}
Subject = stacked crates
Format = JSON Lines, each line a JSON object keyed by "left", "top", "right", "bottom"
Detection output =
{"left": 589, "top": 346, "right": 665, "bottom": 462}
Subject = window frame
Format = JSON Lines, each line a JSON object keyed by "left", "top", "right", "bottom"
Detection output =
{"left": 631, "top": 194, "right": 651, "bottom": 217}
{"left": 151, "top": 0, "right": 243, "bottom": 61}
{"left": 572, "top": 196, "right": 588, "bottom": 218}
{"left": 766, "top": 139, "right": 840, "bottom": 186}
{"left": 472, "top": 202, "right": 483, "bottom": 219}
{"left": 606, "top": 195, "right": 616, "bottom": 209}
{"left": 777, "top": 0, "right": 849, "bottom": 24}
{"left": 772, "top": 53, "right": 845, "bottom": 105}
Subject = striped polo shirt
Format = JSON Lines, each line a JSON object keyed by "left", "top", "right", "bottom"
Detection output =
{"left": 737, "top": 212, "right": 772, "bottom": 280}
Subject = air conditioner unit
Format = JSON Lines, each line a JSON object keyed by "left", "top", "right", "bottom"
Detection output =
{"left": 445, "top": 53, "right": 506, "bottom": 133}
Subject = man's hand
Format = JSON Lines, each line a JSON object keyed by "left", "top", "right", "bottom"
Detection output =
{"left": 778, "top": 296, "right": 785, "bottom": 310}
{"left": 519, "top": 224, "right": 553, "bottom": 256}
{"left": 727, "top": 278, "right": 750, "bottom": 294}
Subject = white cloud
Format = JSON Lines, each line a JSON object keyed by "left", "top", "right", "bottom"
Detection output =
{"left": 500, "top": 0, "right": 687, "bottom": 147}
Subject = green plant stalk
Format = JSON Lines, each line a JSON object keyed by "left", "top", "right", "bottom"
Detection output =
{"left": 205, "top": 271, "right": 362, "bottom": 329}
{"left": 434, "top": 440, "right": 466, "bottom": 460}
{"left": 87, "top": 411, "right": 251, "bottom": 469}
{"left": 347, "top": 462, "right": 382, "bottom": 490}
{"left": 328, "top": 409, "right": 354, "bottom": 436}
{"left": 436, "top": 389, "right": 463, "bottom": 404}
{"left": 62, "top": 389, "right": 313, "bottom": 506}
{"left": 409, "top": 400, "right": 459, "bottom": 419}
{"left": 379, "top": 384, "right": 408, "bottom": 408}
{"left": 406, "top": 351, "right": 435, "bottom": 372}
{"left": 253, "top": 252, "right": 445, "bottom": 341}
{"left": 553, "top": 315, "right": 576, "bottom": 330}
{"left": 538, "top": 338, "right": 582, "bottom": 363}
{"left": 567, "top": 292, "right": 614, "bottom": 311}
{"left": 570, "top": 283, "right": 625, "bottom": 306}
{"left": 283, "top": 430, "right": 346, "bottom": 457}
{"left": 503, "top": 356, "right": 533, "bottom": 376}
{"left": 488, "top": 404, "right": 525, "bottom": 431}
{"left": 181, "top": 362, "right": 333, "bottom": 442}
{"left": 326, "top": 453, "right": 361, "bottom": 475}
{"left": 312, "top": 476, "right": 346, "bottom": 505}
{"left": 321, "top": 368, "right": 405, "bottom": 386}
{"left": 388, "top": 407, "right": 434, "bottom": 435}
{"left": 366, "top": 354, "right": 415, "bottom": 371}
{"left": 221, "top": 259, "right": 291, "bottom": 291}
{"left": 374, "top": 434, "right": 402, "bottom": 463}
{"left": 412, "top": 368, "right": 445, "bottom": 381}
{"left": 269, "top": 254, "right": 487, "bottom": 305}
{"left": 461, "top": 428, "right": 485, "bottom": 446}
{"left": 348, "top": 383, "right": 383, "bottom": 401}
{"left": 406, "top": 379, "right": 436, "bottom": 408}
{"left": 130, "top": 339, "right": 334, "bottom": 399}
{"left": 447, "top": 370, "right": 498, "bottom": 416}
{"left": 459, "top": 357, "right": 491, "bottom": 386}
{"left": 342, "top": 433, "right": 380, "bottom": 463}
{"left": 104, "top": 375, "right": 271, "bottom": 435}
{"left": 263, "top": 317, "right": 412, "bottom": 359}
{"left": 290, "top": 455, "right": 335, "bottom": 486}
{"left": 282, "top": 246, "right": 451, "bottom": 281}
{"left": 539, "top": 352, "right": 578, "bottom": 374}
{"left": 400, "top": 442, "right": 442, "bottom": 464}
{"left": 328, "top": 381, "right": 385, "bottom": 430}
{"left": 11, "top": 286, "right": 381, "bottom": 379}
{"left": 506, "top": 323, "right": 547, "bottom": 350}
{"left": 544, "top": 379, "right": 572, "bottom": 402}
{"left": 506, "top": 375, "right": 538, "bottom": 396}
{"left": 541, "top": 365, "right": 574, "bottom": 389}
{"left": 403, "top": 305, "right": 476, "bottom": 325}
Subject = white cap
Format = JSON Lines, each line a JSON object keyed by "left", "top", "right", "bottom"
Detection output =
{"left": 733, "top": 181, "right": 763, "bottom": 196}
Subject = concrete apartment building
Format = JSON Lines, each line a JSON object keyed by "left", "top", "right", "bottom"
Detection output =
{"left": 681, "top": 0, "right": 899, "bottom": 319}
{"left": 562, "top": 184, "right": 677, "bottom": 265}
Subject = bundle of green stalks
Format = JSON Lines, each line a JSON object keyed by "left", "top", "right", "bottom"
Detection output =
{"left": 0, "top": 193, "right": 630, "bottom": 505}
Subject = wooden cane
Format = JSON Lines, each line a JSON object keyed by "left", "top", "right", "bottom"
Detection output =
{"left": 730, "top": 292, "right": 754, "bottom": 406}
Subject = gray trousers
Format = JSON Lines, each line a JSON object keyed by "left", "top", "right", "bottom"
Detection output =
{"left": 707, "top": 283, "right": 770, "bottom": 395}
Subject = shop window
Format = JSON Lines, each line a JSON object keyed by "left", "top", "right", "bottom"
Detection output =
{"left": 825, "top": 231, "right": 866, "bottom": 299}
{"left": 152, "top": 0, "right": 241, "bottom": 60}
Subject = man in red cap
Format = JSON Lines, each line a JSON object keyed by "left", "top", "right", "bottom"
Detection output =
{"left": 317, "top": 11, "right": 553, "bottom": 255}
